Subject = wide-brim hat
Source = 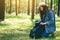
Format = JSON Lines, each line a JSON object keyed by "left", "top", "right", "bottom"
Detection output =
{"left": 39, "top": 2, "right": 46, "bottom": 6}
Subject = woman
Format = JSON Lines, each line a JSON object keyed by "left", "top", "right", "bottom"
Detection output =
{"left": 29, "top": 2, "right": 56, "bottom": 39}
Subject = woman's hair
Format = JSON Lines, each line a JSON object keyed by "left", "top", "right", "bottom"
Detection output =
{"left": 38, "top": 5, "right": 51, "bottom": 13}
{"left": 38, "top": 5, "right": 51, "bottom": 19}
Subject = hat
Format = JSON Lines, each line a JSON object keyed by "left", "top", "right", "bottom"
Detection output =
{"left": 39, "top": 2, "right": 46, "bottom": 6}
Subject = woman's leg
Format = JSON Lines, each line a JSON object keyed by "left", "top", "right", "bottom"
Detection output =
{"left": 34, "top": 25, "right": 45, "bottom": 39}
{"left": 29, "top": 29, "right": 34, "bottom": 38}
{"left": 41, "top": 30, "right": 49, "bottom": 38}
{"left": 29, "top": 20, "right": 41, "bottom": 38}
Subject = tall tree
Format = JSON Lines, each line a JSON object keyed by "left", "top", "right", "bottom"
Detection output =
{"left": 0, "top": 0, "right": 5, "bottom": 21}
{"left": 10, "top": 0, "right": 12, "bottom": 14}
{"left": 58, "top": 0, "right": 60, "bottom": 16}
{"left": 28, "top": 0, "right": 30, "bottom": 15}
{"left": 31, "top": 0, "right": 35, "bottom": 19}
{"left": 18, "top": 0, "right": 20, "bottom": 13}
{"left": 15, "top": 0, "right": 18, "bottom": 16}
{"left": 50, "top": 0, "right": 53, "bottom": 9}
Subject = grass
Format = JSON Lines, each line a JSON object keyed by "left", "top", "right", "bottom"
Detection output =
{"left": 0, "top": 13, "right": 60, "bottom": 40}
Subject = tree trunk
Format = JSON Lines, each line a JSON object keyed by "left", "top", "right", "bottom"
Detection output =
{"left": 0, "top": 0, "right": 5, "bottom": 21}
{"left": 58, "top": 0, "right": 60, "bottom": 16}
{"left": 18, "top": 0, "right": 20, "bottom": 13}
{"left": 31, "top": 0, "right": 35, "bottom": 19}
{"left": 9, "top": 0, "right": 12, "bottom": 14}
{"left": 50, "top": 0, "right": 53, "bottom": 9}
{"left": 28, "top": 0, "right": 30, "bottom": 15}
{"left": 15, "top": 0, "right": 18, "bottom": 16}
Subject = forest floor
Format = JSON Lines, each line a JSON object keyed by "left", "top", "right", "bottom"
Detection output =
{"left": 0, "top": 13, "right": 60, "bottom": 40}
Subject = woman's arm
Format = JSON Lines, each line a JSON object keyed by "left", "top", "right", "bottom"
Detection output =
{"left": 40, "top": 11, "right": 55, "bottom": 25}
{"left": 45, "top": 11, "right": 55, "bottom": 25}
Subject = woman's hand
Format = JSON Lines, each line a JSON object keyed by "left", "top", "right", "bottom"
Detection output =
{"left": 40, "top": 22, "right": 47, "bottom": 25}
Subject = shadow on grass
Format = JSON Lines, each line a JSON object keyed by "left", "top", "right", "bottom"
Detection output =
{"left": 56, "top": 31, "right": 60, "bottom": 37}
{"left": 56, "top": 20, "right": 60, "bottom": 22}
{"left": 0, "top": 33, "right": 28, "bottom": 40}
{"left": 5, "top": 14, "right": 31, "bottom": 19}
{"left": 0, "top": 28, "right": 29, "bottom": 40}
{"left": 0, "top": 23, "right": 9, "bottom": 27}
{"left": 0, "top": 31, "right": 56, "bottom": 40}
{"left": 5, "top": 16, "right": 21, "bottom": 19}
{"left": 0, "top": 27, "right": 58, "bottom": 40}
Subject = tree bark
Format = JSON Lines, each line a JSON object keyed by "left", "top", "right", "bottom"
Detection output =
{"left": 28, "top": 0, "right": 30, "bottom": 15}
{"left": 58, "top": 0, "right": 60, "bottom": 16}
{"left": 0, "top": 0, "right": 5, "bottom": 21}
{"left": 50, "top": 0, "right": 53, "bottom": 9}
{"left": 31, "top": 0, "right": 35, "bottom": 19}
{"left": 18, "top": 0, "right": 20, "bottom": 13}
{"left": 15, "top": 0, "right": 18, "bottom": 16}
{"left": 9, "top": 0, "right": 12, "bottom": 14}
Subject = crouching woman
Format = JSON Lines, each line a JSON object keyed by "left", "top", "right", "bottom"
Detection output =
{"left": 29, "top": 2, "right": 56, "bottom": 39}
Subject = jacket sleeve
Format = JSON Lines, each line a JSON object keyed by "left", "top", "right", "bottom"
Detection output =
{"left": 46, "top": 11, "right": 55, "bottom": 25}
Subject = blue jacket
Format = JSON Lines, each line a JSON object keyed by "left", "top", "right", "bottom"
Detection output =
{"left": 43, "top": 10, "right": 56, "bottom": 33}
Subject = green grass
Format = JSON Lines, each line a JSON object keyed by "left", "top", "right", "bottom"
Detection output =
{"left": 0, "top": 13, "right": 60, "bottom": 40}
